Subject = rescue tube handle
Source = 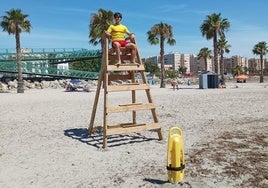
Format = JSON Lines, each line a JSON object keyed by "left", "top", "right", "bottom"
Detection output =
{"left": 169, "top": 127, "right": 182, "bottom": 137}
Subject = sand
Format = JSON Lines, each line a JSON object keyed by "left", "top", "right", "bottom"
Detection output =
{"left": 0, "top": 81, "right": 267, "bottom": 188}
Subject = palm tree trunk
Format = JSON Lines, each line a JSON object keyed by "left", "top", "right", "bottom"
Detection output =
{"left": 160, "top": 38, "right": 165, "bottom": 88}
{"left": 220, "top": 51, "right": 225, "bottom": 84}
{"left": 260, "top": 55, "right": 264, "bottom": 83}
{"left": 213, "top": 33, "right": 218, "bottom": 74}
{"left": 204, "top": 58, "right": 208, "bottom": 71}
{"left": 15, "top": 30, "right": 24, "bottom": 93}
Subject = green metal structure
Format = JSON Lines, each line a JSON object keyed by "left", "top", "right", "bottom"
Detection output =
{"left": 0, "top": 48, "right": 101, "bottom": 79}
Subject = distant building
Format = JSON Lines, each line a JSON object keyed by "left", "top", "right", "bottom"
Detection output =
{"left": 224, "top": 56, "right": 248, "bottom": 73}
{"left": 144, "top": 56, "right": 159, "bottom": 64}
{"left": 143, "top": 52, "right": 212, "bottom": 73}
{"left": 191, "top": 55, "right": 213, "bottom": 73}
{"left": 163, "top": 53, "right": 182, "bottom": 70}
{"left": 57, "top": 63, "right": 69, "bottom": 70}
{"left": 142, "top": 52, "right": 267, "bottom": 75}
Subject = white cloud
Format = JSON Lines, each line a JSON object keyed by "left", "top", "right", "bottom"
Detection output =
{"left": 154, "top": 4, "right": 187, "bottom": 13}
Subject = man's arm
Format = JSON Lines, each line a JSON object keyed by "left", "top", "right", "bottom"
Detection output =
{"left": 105, "top": 30, "right": 112, "bottom": 38}
{"left": 105, "top": 25, "right": 113, "bottom": 38}
{"left": 126, "top": 32, "right": 135, "bottom": 41}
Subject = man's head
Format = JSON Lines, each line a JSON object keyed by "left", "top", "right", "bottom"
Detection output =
{"left": 114, "top": 12, "right": 122, "bottom": 19}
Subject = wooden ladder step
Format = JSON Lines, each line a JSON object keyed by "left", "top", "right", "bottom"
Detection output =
{"left": 107, "top": 64, "right": 144, "bottom": 71}
{"left": 106, "top": 123, "right": 161, "bottom": 135}
{"left": 107, "top": 83, "right": 150, "bottom": 92}
{"left": 107, "top": 103, "right": 155, "bottom": 113}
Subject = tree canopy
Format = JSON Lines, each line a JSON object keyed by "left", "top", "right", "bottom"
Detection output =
{"left": 147, "top": 22, "right": 176, "bottom": 88}
{"left": 1, "top": 8, "right": 31, "bottom": 93}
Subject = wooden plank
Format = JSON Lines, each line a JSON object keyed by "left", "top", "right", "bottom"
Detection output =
{"left": 88, "top": 41, "right": 106, "bottom": 135}
{"left": 107, "top": 64, "right": 144, "bottom": 71}
{"left": 107, "top": 83, "right": 150, "bottom": 92}
{"left": 130, "top": 72, "right": 137, "bottom": 124}
{"left": 103, "top": 37, "right": 110, "bottom": 149}
{"left": 107, "top": 103, "right": 155, "bottom": 113}
{"left": 106, "top": 123, "right": 162, "bottom": 135}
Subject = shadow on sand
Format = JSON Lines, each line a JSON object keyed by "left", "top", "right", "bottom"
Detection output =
{"left": 64, "top": 128, "right": 158, "bottom": 149}
{"left": 143, "top": 178, "right": 192, "bottom": 187}
{"left": 143, "top": 178, "right": 169, "bottom": 185}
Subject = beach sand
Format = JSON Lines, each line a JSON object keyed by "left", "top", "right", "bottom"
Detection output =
{"left": 0, "top": 81, "right": 267, "bottom": 188}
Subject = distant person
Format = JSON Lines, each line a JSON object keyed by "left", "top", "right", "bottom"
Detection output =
{"left": 105, "top": 12, "right": 137, "bottom": 65}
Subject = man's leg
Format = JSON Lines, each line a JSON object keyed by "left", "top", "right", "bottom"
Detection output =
{"left": 113, "top": 42, "right": 121, "bottom": 65}
{"left": 126, "top": 43, "right": 137, "bottom": 64}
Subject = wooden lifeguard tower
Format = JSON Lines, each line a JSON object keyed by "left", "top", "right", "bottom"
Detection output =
{"left": 88, "top": 37, "right": 163, "bottom": 148}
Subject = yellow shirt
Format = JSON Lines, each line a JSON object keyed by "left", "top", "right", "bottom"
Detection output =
{"left": 107, "top": 24, "right": 130, "bottom": 41}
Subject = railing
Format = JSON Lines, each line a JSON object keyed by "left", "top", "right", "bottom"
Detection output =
{"left": 0, "top": 61, "right": 99, "bottom": 79}
{"left": 0, "top": 48, "right": 102, "bottom": 79}
{"left": 0, "top": 48, "right": 101, "bottom": 63}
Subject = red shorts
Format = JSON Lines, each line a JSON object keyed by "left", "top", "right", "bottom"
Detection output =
{"left": 112, "top": 40, "right": 129, "bottom": 47}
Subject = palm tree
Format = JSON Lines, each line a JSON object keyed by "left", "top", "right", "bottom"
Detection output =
{"left": 89, "top": 9, "right": 114, "bottom": 55}
{"left": 1, "top": 9, "right": 31, "bottom": 93}
{"left": 200, "top": 13, "right": 230, "bottom": 74}
{"left": 232, "top": 64, "right": 243, "bottom": 77}
{"left": 218, "top": 37, "right": 231, "bottom": 83}
{"left": 252, "top": 41, "right": 268, "bottom": 83}
{"left": 147, "top": 22, "right": 176, "bottom": 88}
{"left": 197, "top": 47, "right": 212, "bottom": 72}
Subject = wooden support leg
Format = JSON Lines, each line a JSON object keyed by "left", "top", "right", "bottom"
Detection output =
{"left": 103, "top": 133, "right": 108, "bottom": 149}
{"left": 157, "top": 128, "right": 163, "bottom": 140}
{"left": 130, "top": 71, "right": 137, "bottom": 124}
{"left": 88, "top": 61, "right": 105, "bottom": 135}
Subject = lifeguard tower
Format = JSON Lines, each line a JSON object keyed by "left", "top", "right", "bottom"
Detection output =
{"left": 88, "top": 36, "right": 163, "bottom": 148}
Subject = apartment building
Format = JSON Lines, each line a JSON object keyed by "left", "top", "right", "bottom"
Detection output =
{"left": 143, "top": 52, "right": 212, "bottom": 73}
{"left": 224, "top": 56, "right": 249, "bottom": 73}
{"left": 181, "top": 54, "right": 191, "bottom": 73}
{"left": 144, "top": 56, "right": 159, "bottom": 65}
{"left": 143, "top": 53, "right": 183, "bottom": 71}
{"left": 190, "top": 55, "right": 213, "bottom": 73}
{"left": 164, "top": 53, "right": 182, "bottom": 70}
{"left": 143, "top": 53, "right": 267, "bottom": 75}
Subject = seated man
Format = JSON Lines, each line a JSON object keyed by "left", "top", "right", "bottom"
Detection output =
{"left": 105, "top": 12, "right": 137, "bottom": 65}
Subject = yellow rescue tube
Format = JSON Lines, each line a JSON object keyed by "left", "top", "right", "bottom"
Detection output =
{"left": 166, "top": 127, "right": 185, "bottom": 183}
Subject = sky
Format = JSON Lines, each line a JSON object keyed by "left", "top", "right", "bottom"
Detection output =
{"left": 1, "top": 0, "right": 268, "bottom": 58}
